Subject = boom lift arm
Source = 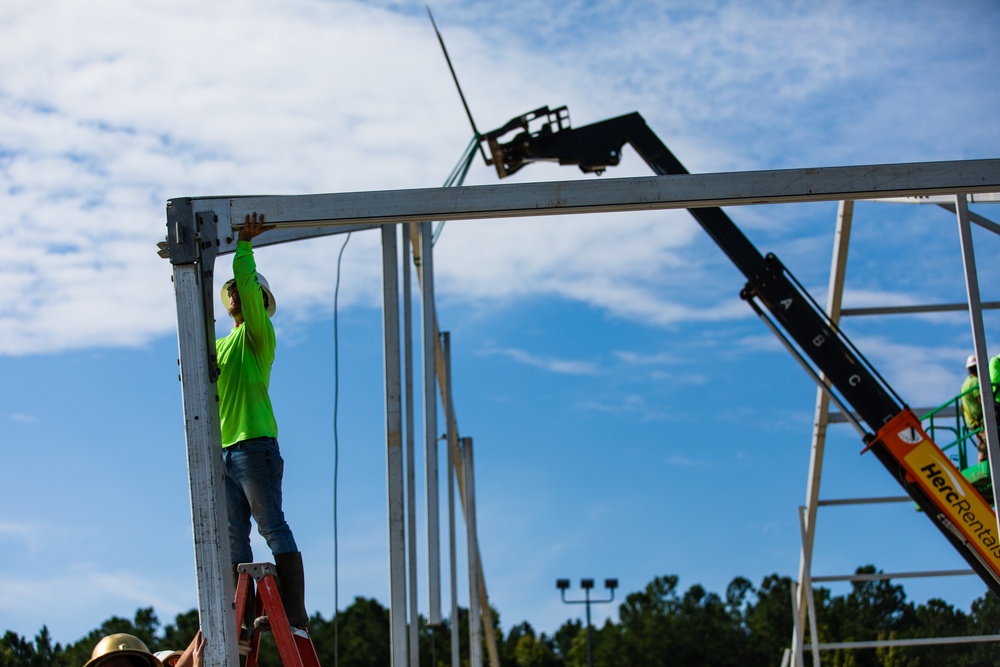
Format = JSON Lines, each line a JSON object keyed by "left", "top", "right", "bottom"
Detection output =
{"left": 481, "top": 107, "right": 1000, "bottom": 596}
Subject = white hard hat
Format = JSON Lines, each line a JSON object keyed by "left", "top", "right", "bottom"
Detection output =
{"left": 221, "top": 273, "right": 277, "bottom": 318}
{"left": 154, "top": 650, "right": 183, "bottom": 666}
{"left": 967, "top": 354, "right": 977, "bottom": 369}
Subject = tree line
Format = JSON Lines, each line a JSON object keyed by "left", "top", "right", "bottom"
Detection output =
{"left": 3, "top": 566, "right": 1000, "bottom": 666}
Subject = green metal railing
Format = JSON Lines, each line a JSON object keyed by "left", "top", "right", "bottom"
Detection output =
{"left": 921, "top": 383, "right": 998, "bottom": 471}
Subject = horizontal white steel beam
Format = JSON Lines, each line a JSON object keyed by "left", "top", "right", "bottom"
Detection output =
{"left": 171, "top": 158, "right": 1000, "bottom": 233}
{"left": 871, "top": 192, "right": 1000, "bottom": 204}
{"left": 813, "top": 634, "right": 1000, "bottom": 650}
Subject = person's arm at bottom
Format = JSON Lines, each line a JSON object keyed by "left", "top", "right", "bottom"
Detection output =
{"left": 175, "top": 631, "right": 205, "bottom": 667}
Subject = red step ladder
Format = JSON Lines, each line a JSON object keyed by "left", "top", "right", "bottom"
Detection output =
{"left": 235, "top": 562, "right": 321, "bottom": 667}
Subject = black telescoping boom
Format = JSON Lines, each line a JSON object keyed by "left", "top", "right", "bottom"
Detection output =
{"left": 480, "top": 106, "right": 1000, "bottom": 596}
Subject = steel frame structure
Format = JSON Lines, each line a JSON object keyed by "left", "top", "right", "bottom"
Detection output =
{"left": 164, "top": 158, "right": 1000, "bottom": 666}
{"left": 789, "top": 196, "right": 1000, "bottom": 666}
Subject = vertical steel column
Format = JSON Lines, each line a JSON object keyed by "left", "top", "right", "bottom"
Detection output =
{"left": 794, "top": 200, "right": 853, "bottom": 646}
{"left": 444, "top": 333, "right": 460, "bottom": 667}
{"left": 421, "top": 221, "right": 442, "bottom": 624}
{"left": 173, "top": 263, "right": 240, "bottom": 667}
{"left": 402, "top": 226, "right": 420, "bottom": 667}
{"left": 462, "top": 437, "right": 482, "bottom": 667}
{"left": 381, "top": 225, "right": 408, "bottom": 667}
{"left": 955, "top": 195, "right": 1000, "bottom": 512}
{"left": 797, "top": 507, "right": 822, "bottom": 667}
{"left": 790, "top": 583, "right": 805, "bottom": 667}
{"left": 168, "top": 200, "right": 239, "bottom": 667}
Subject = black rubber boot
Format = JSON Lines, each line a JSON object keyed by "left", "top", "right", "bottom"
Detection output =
{"left": 274, "top": 551, "right": 309, "bottom": 629}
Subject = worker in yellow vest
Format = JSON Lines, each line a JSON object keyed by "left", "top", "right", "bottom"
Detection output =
{"left": 960, "top": 354, "right": 1000, "bottom": 463}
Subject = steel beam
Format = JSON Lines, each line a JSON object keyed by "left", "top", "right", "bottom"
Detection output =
{"left": 462, "top": 437, "right": 482, "bottom": 667}
{"left": 842, "top": 301, "right": 1000, "bottom": 316}
{"left": 793, "top": 200, "right": 853, "bottom": 659}
{"left": 421, "top": 221, "right": 442, "bottom": 625}
{"left": 402, "top": 226, "right": 420, "bottom": 667}
{"left": 444, "top": 332, "right": 460, "bottom": 667}
{"left": 955, "top": 196, "right": 1000, "bottom": 513}
{"left": 164, "top": 159, "right": 1000, "bottom": 231}
{"left": 167, "top": 198, "right": 239, "bottom": 667}
{"left": 173, "top": 262, "right": 240, "bottom": 667}
{"left": 380, "top": 225, "right": 408, "bottom": 667}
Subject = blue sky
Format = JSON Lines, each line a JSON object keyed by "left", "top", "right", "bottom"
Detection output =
{"left": 2, "top": 0, "right": 1000, "bottom": 648}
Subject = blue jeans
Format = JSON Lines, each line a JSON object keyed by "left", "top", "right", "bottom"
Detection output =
{"left": 223, "top": 436, "right": 298, "bottom": 565}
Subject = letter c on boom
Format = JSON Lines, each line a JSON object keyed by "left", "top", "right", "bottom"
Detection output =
{"left": 849, "top": 374, "right": 860, "bottom": 386}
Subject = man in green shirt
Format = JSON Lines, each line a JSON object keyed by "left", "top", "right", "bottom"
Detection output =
{"left": 218, "top": 212, "right": 309, "bottom": 633}
{"left": 960, "top": 353, "right": 1000, "bottom": 463}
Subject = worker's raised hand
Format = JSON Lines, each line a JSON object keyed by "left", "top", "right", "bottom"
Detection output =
{"left": 239, "top": 212, "right": 275, "bottom": 242}
{"left": 174, "top": 630, "right": 204, "bottom": 667}
{"left": 191, "top": 631, "right": 205, "bottom": 667}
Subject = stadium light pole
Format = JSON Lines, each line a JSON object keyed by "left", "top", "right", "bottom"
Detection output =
{"left": 556, "top": 578, "right": 618, "bottom": 667}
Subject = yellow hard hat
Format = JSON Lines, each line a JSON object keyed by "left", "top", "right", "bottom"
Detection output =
{"left": 84, "top": 633, "right": 164, "bottom": 667}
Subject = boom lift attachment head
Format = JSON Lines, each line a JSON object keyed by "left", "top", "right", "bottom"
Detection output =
{"left": 482, "top": 106, "right": 627, "bottom": 178}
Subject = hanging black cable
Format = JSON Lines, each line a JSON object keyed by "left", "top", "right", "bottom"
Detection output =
{"left": 332, "top": 231, "right": 351, "bottom": 667}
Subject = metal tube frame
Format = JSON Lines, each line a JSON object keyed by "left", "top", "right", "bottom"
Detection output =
{"left": 954, "top": 195, "right": 1000, "bottom": 513}
{"left": 195, "top": 160, "right": 999, "bottom": 233}
{"left": 788, "top": 194, "right": 1000, "bottom": 662}
{"left": 792, "top": 200, "right": 852, "bottom": 661}
{"left": 797, "top": 507, "right": 822, "bottom": 667}
{"left": 173, "top": 262, "right": 240, "bottom": 667}
{"left": 462, "top": 437, "right": 482, "bottom": 667}
{"left": 381, "top": 225, "right": 408, "bottom": 666}
{"left": 402, "top": 226, "right": 420, "bottom": 667}
{"left": 165, "top": 161, "right": 1000, "bottom": 665}
{"left": 444, "top": 332, "right": 461, "bottom": 667}
{"left": 421, "top": 221, "right": 442, "bottom": 625}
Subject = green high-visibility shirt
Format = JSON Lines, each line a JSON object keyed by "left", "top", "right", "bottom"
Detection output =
{"left": 216, "top": 240, "right": 278, "bottom": 447}
{"left": 960, "top": 355, "right": 1000, "bottom": 430}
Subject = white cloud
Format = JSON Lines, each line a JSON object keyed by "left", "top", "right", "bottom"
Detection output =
{"left": 0, "top": 566, "right": 190, "bottom": 636}
{"left": 850, "top": 335, "right": 971, "bottom": 407}
{"left": 577, "top": 394, "right": 677, "bottom": 422}
{"left": 614, "top": 351, "right": 682, "bottom": 366}
{"left": 0, "top": 521, "right": 42, "bottom": 550}
{"left": 483, "top": 346, "right": 602, "bottom": 376}
{"left": 1, "top": 0, "right": 996, "bottom": 356}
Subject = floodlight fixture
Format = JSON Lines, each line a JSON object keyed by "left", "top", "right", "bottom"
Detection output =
{"left": 555, "top": 576, "right": 618, "bottom": 667}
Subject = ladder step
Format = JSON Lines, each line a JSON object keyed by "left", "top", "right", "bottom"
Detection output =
{"left": 236, "top": 562, "right": 321, "bottom": 667}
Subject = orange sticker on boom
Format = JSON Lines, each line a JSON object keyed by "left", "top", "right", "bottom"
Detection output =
{"left": 877, "top": 410, "right": 1000, "bottom": 571}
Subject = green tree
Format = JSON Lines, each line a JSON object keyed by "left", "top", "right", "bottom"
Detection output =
{"left": 959, "top": 591, "right": 1000, "bottom": 667}
{"left": 7, "top": 568, "right": 999, "bottom": 667}
{"left": 611, "top": 574, "right": 680, "bottom": 666}
{"left": 744, "top": 574, "right": 793, "bottom": 665}
{"left": 160, "top": 609, "right": 200, "bottom": 654}
{"left": 58, "top": 607, "right": 161, "bottom": 667}
{"left": 0, "top": 628, "right": 65, "bottom": 667}
{"left": 309, "top": 596, "right": 390, "bottom": 667}
{"left": 550, "top": 618, "right": 581, "bottom": 664}
{"left": 505, "top": 623, "right": 559, "bottom": 667}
